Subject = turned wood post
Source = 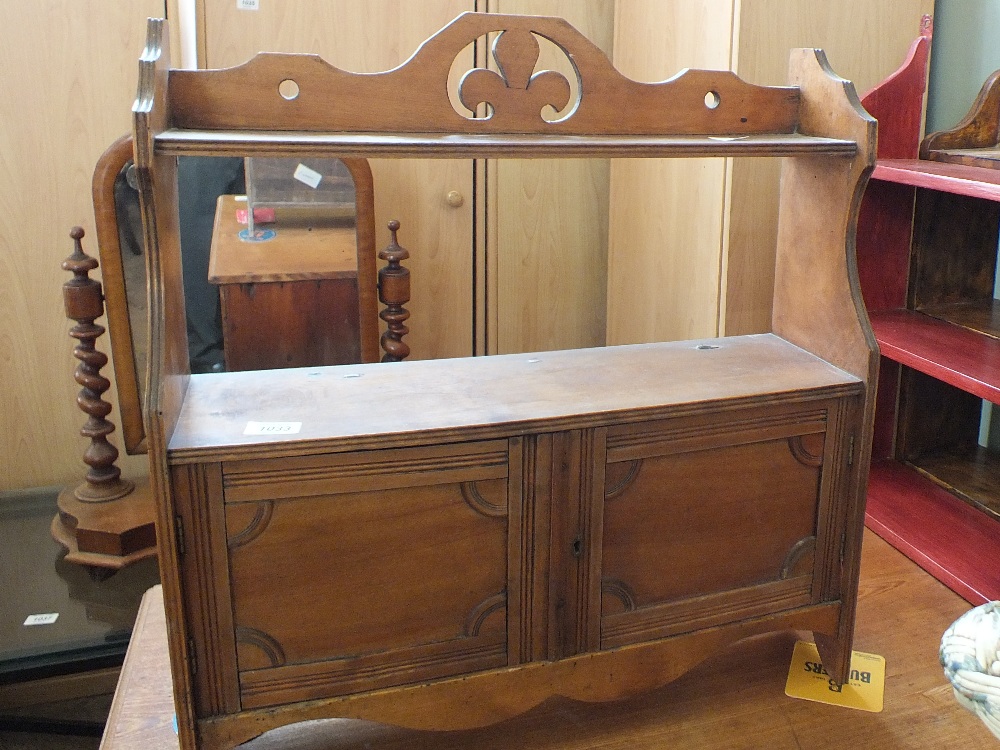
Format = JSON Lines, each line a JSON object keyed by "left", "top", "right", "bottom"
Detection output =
{"left": 378, "top": 220, "right": 411, "bottom": 362}
{"left": 63, "top": 226, "right": 134, "bottom": 502}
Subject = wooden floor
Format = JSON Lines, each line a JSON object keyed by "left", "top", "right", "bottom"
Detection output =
{"left": 100, "top": 529, "right": 996, "bottom": 749}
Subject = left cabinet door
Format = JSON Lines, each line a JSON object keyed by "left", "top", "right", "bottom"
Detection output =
{"left": 221, "top": 440, "right": 516, "bottom": 709}
{"left": 199, "top": 0, "right": 476, "bottom": 360}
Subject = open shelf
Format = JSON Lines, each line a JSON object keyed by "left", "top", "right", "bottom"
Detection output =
{"left": 168, "top": 334, "right": 861, "bottom": 461}
{"left": 909, "top": 444, "right": 1000, "bottom": 522}
{"left": 929, "top": 147, "right": 1000, "bottom": 170}
{"left": 919, "top": 299, "right": 1000, "bottom": 338}
{"left": 155, "top": 130, "right": 858, "bottom": 160}
{"left": 873, "top": 158, "right": 1000, "bottom": 201}
{"left": 869, "top": 308, "right": 1000, "bottom": 402}
{"left": 866, "top": 460, "right": 1000, "bottom": 604}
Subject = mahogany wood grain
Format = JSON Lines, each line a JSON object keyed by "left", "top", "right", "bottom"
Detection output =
{"left": 928, "top": 147, "right": 1000, "bottom": 170}
{"left": 132, "top": 14, "right": 876, "bottom": 748}
{"left": 133, "top": 19, "right": 200, "bottom": 750}
{"left": 155, "top": 130, "right": 857, "bottom": 159}
{"left": 218, "top": 279, "right": 362, "bottom": 371}
{"left": 921, "top": 69, "right": 1000, "bottom": 157}
{"left": 103, "top": 533, "right": 999, "bottom": 750}
{"left": 166, "top": 15, "right": 800, "bottom": 137}
{"left": 870, "top": 308, "right": 1000, "bottom": 402}
{"left": 769, "top": 48, "right": 877, "bottom": 684}
{"left": 61, "top": 227, "right": 132, "bottom": 499}
{"left": 92, "top": 134, "right": 147, "bottom": 455}
{"left": 867, "top": 460, "right": 1000, "bottom": 603}
{"left": 167, "top": 336, "right": 860, "bottom": 460}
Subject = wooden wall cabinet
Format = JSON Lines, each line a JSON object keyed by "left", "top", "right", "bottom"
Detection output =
{"left": 859, "top": 30, "right": 1000, "bottom": 604}
{"left": 133, "top": 13, "right": 877, "bottom": 749}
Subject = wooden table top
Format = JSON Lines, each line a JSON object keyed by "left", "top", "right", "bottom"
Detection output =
{"left": 99, "top": 531, "right": 997, "bottom": 749}
{"left": 207, "top": 195, "right": 358, "bottom": 284}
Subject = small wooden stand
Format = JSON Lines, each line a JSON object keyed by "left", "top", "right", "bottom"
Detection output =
{"left": 52, "top": 227, "right": 156, "bottom": 571}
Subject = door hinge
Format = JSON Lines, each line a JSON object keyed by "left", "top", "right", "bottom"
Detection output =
{"left": 847, "top": 434, "right": 855, "bottom": 466}
{"left": 187, "top": 637, "right": 198, "bottom": 675}
{"left": 175, "top": 515, "right": 186, "bottom": 557}
{"left": 840, "top": 531, "right": 848, "bottom": 565}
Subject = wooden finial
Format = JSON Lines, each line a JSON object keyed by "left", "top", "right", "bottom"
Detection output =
{"left": 378, "top": 220, "right": 411, "bottom": 362}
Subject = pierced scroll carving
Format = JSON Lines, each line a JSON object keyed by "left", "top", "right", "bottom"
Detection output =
{"left": 601, "top": 578, "right": 638, "bottom": 613}
{"left": 459, "top": 29, "right": 575, "bottom": 125}
{"left": 161, "top": 13, "right": 801, "bottom": 137}
{"left": 781, "top": 536, "right": 817, "bottom": 579}
{"left": 235, "top": 626, "right": 287, "bottom": 668}
{"left": 787, "top": 433, "right": 825, "bottom": 467}
{"left": 461, "top": 479, "right": 508, "bottom": 518}
{"left": 227, "top": 501, "right": 275, "bottom": 550}
{"left": 463, "top": 592, "right": 507, "bottom": 637}
{"left": 604, "top": 459, "right": 642, "bottom": 500}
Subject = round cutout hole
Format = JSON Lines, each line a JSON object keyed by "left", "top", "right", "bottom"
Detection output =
{"left": 704, "top": 90, "right": 721, "bottom": 110}
{"left": 278, "top": 79, "right": 300, "bottom": 100}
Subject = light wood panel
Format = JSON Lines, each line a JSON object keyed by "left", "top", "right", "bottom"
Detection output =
{"left": 488, "top": 0, "right": 615, "bottom": 354}
{"left": 607, "top": 0, "right": 734, "bottom": 345}
{"left": 0, "top": 1, "right": 163, "bottom": 492}
{"left": 726, "top": 0, "right": 936, "bottom": 335}
{"left": 200, "top": 0, "right": 474, "bottom": 360}
{"left": 607, "top": 0, "right": 935, "bottom": 344}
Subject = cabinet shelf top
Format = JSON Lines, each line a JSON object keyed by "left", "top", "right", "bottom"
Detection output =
{"left": 155, "top": 129, "right": 858, "bottom": 159}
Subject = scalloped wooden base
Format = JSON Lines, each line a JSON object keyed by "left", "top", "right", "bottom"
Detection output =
{"left": 52, "top": 476, "right": 157, "bottom": 571}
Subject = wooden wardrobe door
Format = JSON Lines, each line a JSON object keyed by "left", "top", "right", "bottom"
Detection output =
{"left": 487, "top": 0, "right": 616, "bottom": 355}
{"left": 0, "top": 0, "right": 164, "bottom": 491}
{"left": 200, "top": 0, "right": 475, "bottom": 361}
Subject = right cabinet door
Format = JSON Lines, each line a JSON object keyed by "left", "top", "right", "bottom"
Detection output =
{"left": 597, "top": 398, "right": 851, "bottom": 650}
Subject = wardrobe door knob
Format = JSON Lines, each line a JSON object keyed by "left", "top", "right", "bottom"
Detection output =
{"left": 445, "top": 190, "right": 465, "bottom": 208}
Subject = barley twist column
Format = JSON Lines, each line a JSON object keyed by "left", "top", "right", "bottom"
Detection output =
{"left": 378, "top": 220, "right": 411, "bottom": 362}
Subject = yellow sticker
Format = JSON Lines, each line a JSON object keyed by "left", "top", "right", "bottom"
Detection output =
{"left": 784, "top": 641, "right": 885, "bottom": 712}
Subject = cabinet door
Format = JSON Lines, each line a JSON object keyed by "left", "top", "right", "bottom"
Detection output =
{"left": 597, "top": 398, "right": 851, "bottom": 649}
{"left": 222, "top": 440, "right": 516, "bottom": 708}
{"left": 201, "top": 0, "right": 475, "bottom": 360}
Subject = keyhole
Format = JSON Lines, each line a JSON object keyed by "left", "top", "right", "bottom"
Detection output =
{"left": 572, "top": 538, "right": 583, "bottom": 558}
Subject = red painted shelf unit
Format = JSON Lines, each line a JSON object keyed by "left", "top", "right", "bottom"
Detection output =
{"left": 858, "top": 16, "right": 1000, "bottom": 604}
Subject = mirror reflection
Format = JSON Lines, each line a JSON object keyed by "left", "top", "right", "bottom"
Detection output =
{"left": 101, "top": 147, "right": 379, "bottom": 455}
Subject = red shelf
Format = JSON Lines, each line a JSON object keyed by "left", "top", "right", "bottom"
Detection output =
{"left": 866, "top": 460, "right": 1000, "bottom": 604}
{"left": 869, "top": 308, "right": 1000, "bottom": 402}
{"left": 873, "top": 158, "right": 1000, "bottom": 201}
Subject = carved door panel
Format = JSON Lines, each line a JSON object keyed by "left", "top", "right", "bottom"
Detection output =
{"left": 597, "top": 398, "right": 851, "bottom": 650}
{"left": 221, "top": 440, "right": 515, "bottom": 708}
